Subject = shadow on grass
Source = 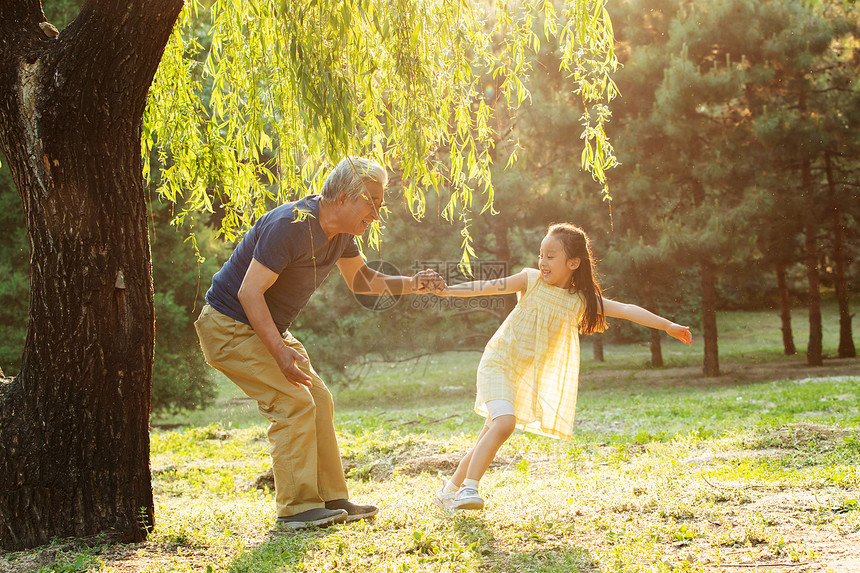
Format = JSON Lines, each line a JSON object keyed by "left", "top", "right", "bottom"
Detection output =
{"left": 451, "top": 515, "right": 600, "bottom": 573}
{"left": 225, "top": 526, "right": 338, "bottom": 573}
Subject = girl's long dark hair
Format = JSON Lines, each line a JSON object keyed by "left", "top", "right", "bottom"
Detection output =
{"left": 547, "top": 223, "right": 606, "bottom": 335}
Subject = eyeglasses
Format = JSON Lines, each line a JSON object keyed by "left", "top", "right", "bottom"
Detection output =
{"left": 360, "top": 192, "right": 387, "bottom": 222}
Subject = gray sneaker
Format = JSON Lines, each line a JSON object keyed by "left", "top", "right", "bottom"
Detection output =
{"left": 452, "top": 487, "right": 485, "bottom": 510}
{"left": 276, "top": 507, "right": 348, "bottom": 530}
{"left": 434, "top": 483, "right": 458, "bottom": 512}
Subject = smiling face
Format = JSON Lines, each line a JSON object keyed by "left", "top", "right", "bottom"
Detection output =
{"left": 538, "top": 234, "right": 580, "bottom": 288}
{"left": 344, "top": 180, "right": 385, "bottom": 236}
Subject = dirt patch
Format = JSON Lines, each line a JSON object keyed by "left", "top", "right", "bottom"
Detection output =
{"left": 253, "top": 452, "right": 520, "bottom": 485}
{"left": 244, "top": 467, "right": 275, "bottom": 492}
{"left": 396, "top": 452, "right": 463, "bottom": 475}
{"left": 702, "top": 515, "right": 860, "bottom": 573}
{"left": 768, "top": 423, "right": 853, "bottom": 449}
{"left": 395, "top": 451, "right": 551, "bottom": 476}
{"left": 680, "top": 447, "right": 795, "bottom": 465}
{"left": 243, "top": 451, "right": 549, "bottom": 488}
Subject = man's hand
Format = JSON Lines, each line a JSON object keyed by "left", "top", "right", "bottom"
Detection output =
{"left": 239, "top": 259, "right": 315, "bottom": 389}
{"left": 412, "top": 269, "right": 447, "bottom": 294}
{"left": 275, "top": 345, "right": 313, "bottom": 389}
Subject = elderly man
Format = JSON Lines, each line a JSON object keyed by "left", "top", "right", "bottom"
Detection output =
{"left": 195, "top": 157, "right": 443, "bottom": 529}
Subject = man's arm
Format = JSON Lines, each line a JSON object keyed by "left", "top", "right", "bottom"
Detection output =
{"left": 237, "top": 258, "right": 313, "bottom": 388}
{"left": 337, "top": 256, "right": 444, "bottom": 294}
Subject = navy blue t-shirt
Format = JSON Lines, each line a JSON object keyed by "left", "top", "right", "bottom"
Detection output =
{"left": 205, "top": 195, "right": 360, "bottom": 333}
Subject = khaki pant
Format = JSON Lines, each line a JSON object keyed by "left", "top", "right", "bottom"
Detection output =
{"left": 194, "top": 304, "right": 348, "bottom": 517}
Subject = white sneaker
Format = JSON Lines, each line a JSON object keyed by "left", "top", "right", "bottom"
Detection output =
{"left": 434, "top": 483, "right": 458, "bottom": 512}
{"left": 452, "top": 487, "right": 484, "bottom": 510}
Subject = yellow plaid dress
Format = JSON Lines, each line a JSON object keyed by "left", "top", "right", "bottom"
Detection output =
{"left": 475, "top": 268, "right": 585, "bottom": 439}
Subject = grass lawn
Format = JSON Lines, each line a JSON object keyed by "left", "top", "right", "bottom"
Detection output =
{"left": 2, "top": 306, "right": 859, "bottom": 573}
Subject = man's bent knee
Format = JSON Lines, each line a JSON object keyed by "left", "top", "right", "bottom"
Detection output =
{"left": 260, "top": 391, "right": 316, "bottom": 425}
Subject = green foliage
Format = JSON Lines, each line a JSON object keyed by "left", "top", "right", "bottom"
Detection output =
{"left": 40, "top": 0, "right": 83, "bottom": 30}
{"left": 152, "top": 291, "right": 216, "bottom": 413}
{"left": 150, "top": 199, "right": 231, "bottom": 413}
{"left": 589, "top": 0, "right": 860, "bottom": 369}
{"left": 144, "top": 0, "right": 618, "bottom": 263}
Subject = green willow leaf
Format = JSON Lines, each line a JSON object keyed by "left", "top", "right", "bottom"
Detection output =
{"left": 144, "top": 0, "right": 618, "bottom": 265}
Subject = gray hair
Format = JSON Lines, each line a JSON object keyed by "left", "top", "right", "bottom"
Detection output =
{"left": 320, "top": 156, "right": 388, "bottom": 201}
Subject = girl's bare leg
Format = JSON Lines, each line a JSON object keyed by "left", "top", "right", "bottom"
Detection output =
{"left": 453, "top": 415, "right": 516, "bottom": 485}
{"left": 449, "top": 421, "right": 492, "bottom": 487}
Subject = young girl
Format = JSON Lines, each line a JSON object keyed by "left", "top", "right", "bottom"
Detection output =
{"left": 435, "top": 223, "right": 692, "bottom": 511}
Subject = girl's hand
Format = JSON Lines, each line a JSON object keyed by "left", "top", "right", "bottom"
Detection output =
{"left": 667, "top": 323, "right": 693, "bottom": 345}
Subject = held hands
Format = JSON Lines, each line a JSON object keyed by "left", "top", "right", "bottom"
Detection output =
{"left": 276, "top": 345, "right": 313, "bottom": 389}
{"left": 435, "top": 285, "right": 456, "bottom": 297}
{"left": 667, "top": 323, "right": 693, "bottom": 346}
{"left": 412, "top": 269, "right": 447, "bottom": 294}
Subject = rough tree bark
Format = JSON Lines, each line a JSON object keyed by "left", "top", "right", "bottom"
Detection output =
{"left": 0, "top": 0, "right": 182, "bottom": 550}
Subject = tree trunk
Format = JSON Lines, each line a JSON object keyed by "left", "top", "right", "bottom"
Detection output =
{"left": 775, "top": 261, "right": 797, "bottom": 355}
{"left": 0, "top": 0, "right": 182, "bottom": 550}
{"left": 649, "top": 328, "right": 663, "bottom": 367}
{"left": 700, "top": 258, "right": 720, "bottom": 376}
{"left": 798, "top": 90, "right": 823, "bottom": 366}
{"left": 592, "top": 333, "right": 604, "bottom": 362}
{"left": 803, "top": 219, "right": 823, "bottom": 366}
{"left": 832, "top": 205, "right": 856, "bottom": 358}
{"left": 801, "top": 175, "right": 823, "bottom": 366}
{"left": 824, "top": 152, "right": 855, "bottom": 358}
{"left": 645, "top": 292, "right": 662, "bottom": 367}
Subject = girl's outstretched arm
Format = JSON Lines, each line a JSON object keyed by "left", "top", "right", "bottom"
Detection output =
{"left": 440, "top": 270, "right": 528, "bottom": 297}
{"left": 601, "top": 298, "right": 693, "bottom": 345}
